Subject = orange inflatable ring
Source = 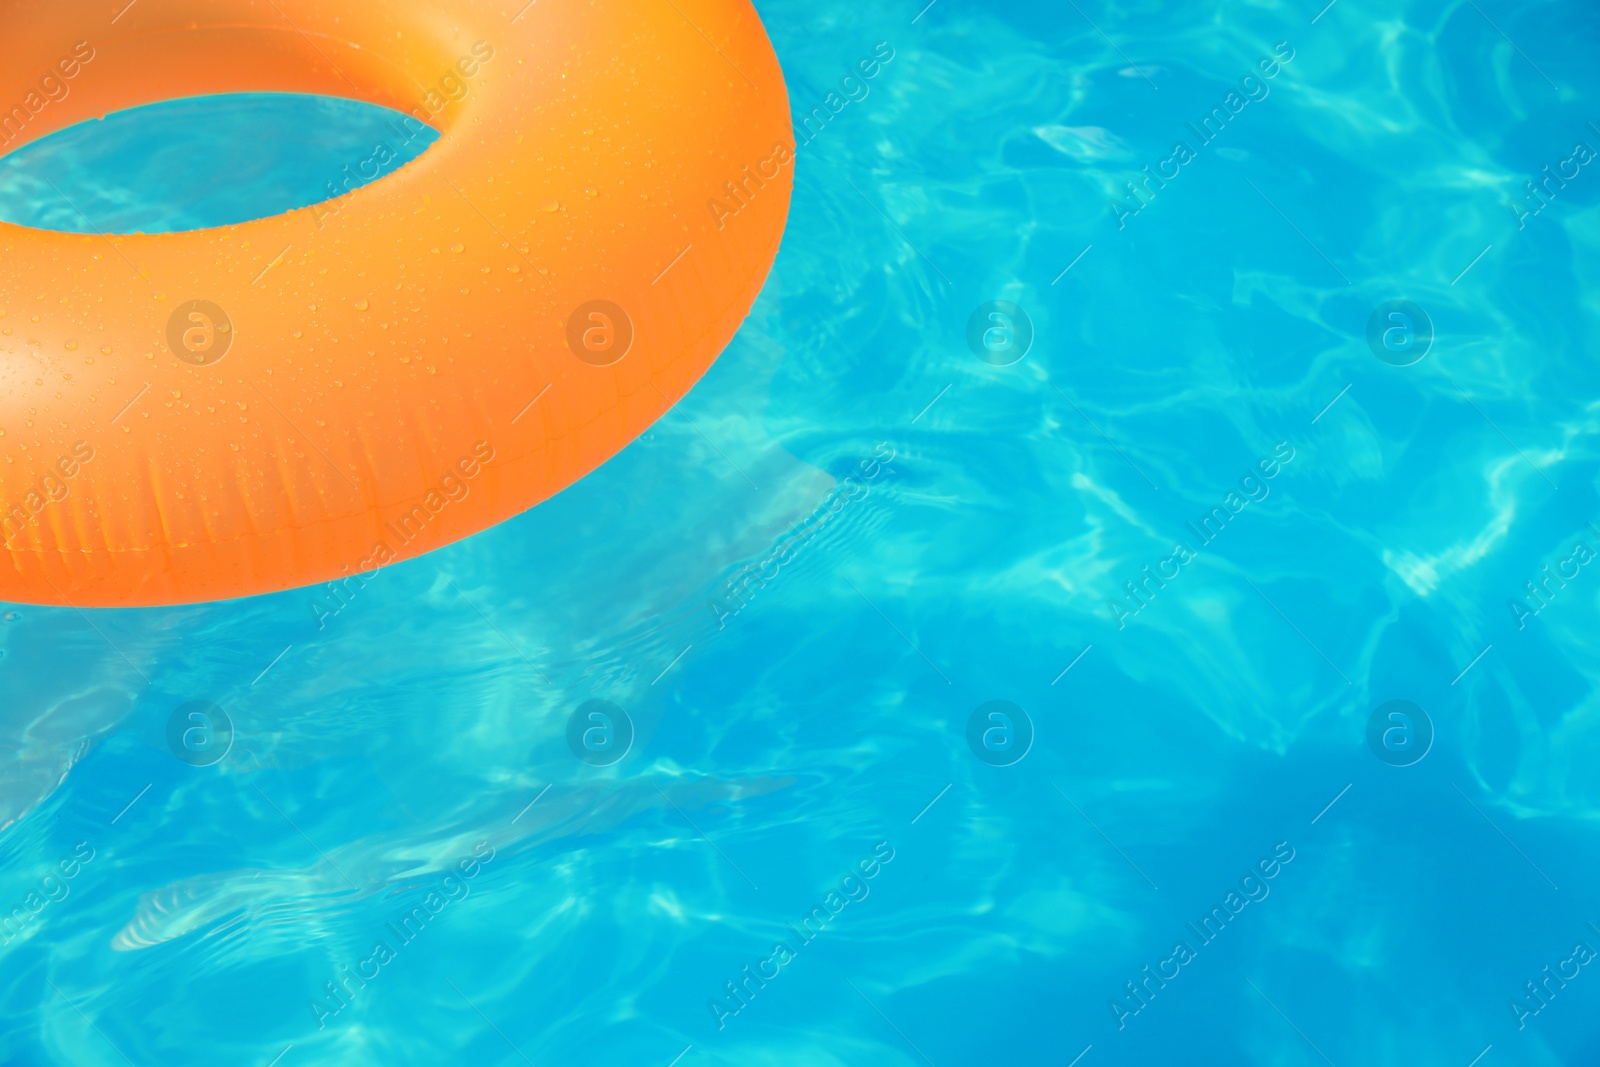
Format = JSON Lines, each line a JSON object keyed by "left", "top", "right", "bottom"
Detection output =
{"left": 0, "top": 0, "right": 792, "bottom": 607}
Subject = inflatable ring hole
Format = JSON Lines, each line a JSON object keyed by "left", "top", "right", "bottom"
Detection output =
{"left": 0, "top": 93, "right": 438, "bottom": 235}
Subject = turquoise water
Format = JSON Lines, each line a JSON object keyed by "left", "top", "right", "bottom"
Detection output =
{"left": 4, "top": 0, "right": 1600, "bottom": 1064}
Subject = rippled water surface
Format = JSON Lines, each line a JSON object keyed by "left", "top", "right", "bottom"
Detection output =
{"left": 4, "top": 0, "right": 1600, "bottom": 1064}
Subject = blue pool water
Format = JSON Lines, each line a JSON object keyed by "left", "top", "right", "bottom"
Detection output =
{"left": 4, "top": 0, "right": 1600, "bottom": 1064}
